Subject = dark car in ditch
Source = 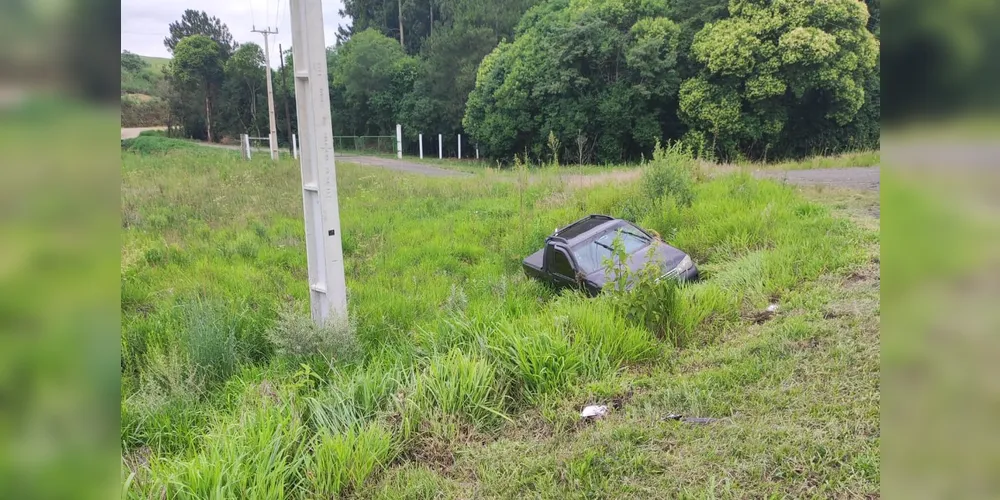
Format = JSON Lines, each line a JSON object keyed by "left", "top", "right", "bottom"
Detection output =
{"left": 522, "top": 215, "right": 697, "bottom": 295}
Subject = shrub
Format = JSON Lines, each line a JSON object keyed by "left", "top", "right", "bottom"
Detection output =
{"left": 602, "top": 237, "right": 687, "bottom": 346}
{"left": 267, "top": 306, "right": 361, "bottom": 364}
{"left": 305, "top": 423, "right": 396, "bottom": 498}
{"left": 641, "top": 141, "right": 700, "bottom": 206}
{"left": 121, "top": 136, "right": 198, "bottom": 154}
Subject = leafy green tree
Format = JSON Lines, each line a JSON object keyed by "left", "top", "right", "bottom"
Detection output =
{"left": 329, "top": 29, "right": 418, "bottom": 136}
{"left": 169, "top": 35, "right": 225, "bottom": 142}
{"left": 338, "top": 0, "right": 442, "bottom": 54}
{"left": 120, "top": 51, "right": 147, "bottom": 74}
{"left": 464, "top": 0, "right": 682, "bottom": 163}
{"left": 219, "top": 42, "right": 268, "bottom": 138}
{"left": 678, "top": 0, "right": 878, "bottom": 160}
{"left": 164, "top": 9, "right": 237, "bottom": 57}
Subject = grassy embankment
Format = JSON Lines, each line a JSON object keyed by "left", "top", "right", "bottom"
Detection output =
{"left": 121, "top": 142, "right": 879, "bottom": 498}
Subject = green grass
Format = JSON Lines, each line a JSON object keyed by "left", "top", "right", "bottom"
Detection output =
{"left": 121, "top": 145, "right": 878, "bottom": 497}
{"left": 726, "top": 149, "right": 881, "bottom": 171}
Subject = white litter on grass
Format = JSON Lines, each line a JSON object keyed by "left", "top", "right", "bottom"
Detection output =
{"left": 766, "top": 303, "right": 780, "bottom": 313}
{"left": 580, "top": 405, "right": 609, "bottom": 419}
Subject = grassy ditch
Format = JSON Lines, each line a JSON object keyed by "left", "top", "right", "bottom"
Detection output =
{"left": 121, "top": 144, "right": 878, "bottom": 498}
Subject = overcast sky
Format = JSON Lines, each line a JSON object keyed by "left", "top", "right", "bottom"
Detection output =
{"left": 121, "top": 0, "right": 349, "bottom": 64}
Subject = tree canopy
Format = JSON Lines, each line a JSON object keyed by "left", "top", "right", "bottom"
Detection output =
{"left": 463, "top": 0, "right": 683, "bottom": 163}
{"left": 142, "top": 0, "right": 880, "bottom": 161}
{"left": 169, "top": 35, "right": 226, "bottom": 141}
{"left": 164, "top": 9, "right": 237, "bottom": 57}
{"left": 327, "top": 29, "right": 418, "bottom": 136}
{"left": 678, "top": 0, "right": 879, "bottom": 159}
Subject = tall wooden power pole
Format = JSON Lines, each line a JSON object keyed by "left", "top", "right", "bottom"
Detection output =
{"left": 279, "top": 43, "right": 293, "bottom": 147}
{"left": 252, "top": 26, "right": 280, "bottom": 161}
{"left": 288, "top": 0, "right": 348, "bottom": 323}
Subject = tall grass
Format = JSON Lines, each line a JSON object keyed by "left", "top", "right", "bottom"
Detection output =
{"left": 127, "top": 391, "right": 306, "bottom": 499}
{"left": 120, "top": 146, "right": 867, "bottom": 493}
{"left": 413, "top": 349, "right": 507, "bottom": 426}
{"left": 306, "top": 424, "right": 395, "bottom": 498}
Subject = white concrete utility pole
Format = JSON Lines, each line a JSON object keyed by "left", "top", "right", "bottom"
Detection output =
{"left": 418, "top": 133, "right": 423, "bottom": 158}
{"left": 396, "top": 124, "right": 403, "bottom": 159}
{"left": 438, "top": 134, "right": 443, "bottom": 159}
{"left": 252, "top": 26, "right": 280, "bottom": 161}
{"left": 458, "top": 134, "right": 462, "bottom": 159}
{"left": 289, "top": 0, "right": 348, "bottom": 323}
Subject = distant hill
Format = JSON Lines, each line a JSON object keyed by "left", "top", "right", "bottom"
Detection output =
{"left": 140, "top": 55, "right": 171, "bottom": 72}
{"left": 122, "top": 55, "right": 170, "bottom": 98}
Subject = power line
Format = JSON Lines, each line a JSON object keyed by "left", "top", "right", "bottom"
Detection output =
{"left": 274, "top": 0, "right": 281, "bottom": 33}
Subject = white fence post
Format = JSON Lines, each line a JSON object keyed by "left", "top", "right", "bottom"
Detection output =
{"left": 292, "top": 133, "right": 298, "bottom": 159}
{"left": 476, "top": 144, "right": 479, "bottom": 159}
{"left": 396, "top": 124, "right": 403, "bottom": 159}
{"left": 419, "top": 133, "right": 423, "bottom": 159}
{"left": 458, "top": 134, "right": 462, "bottom": 159}
{"left": 438, "top": 134, "right": 443, "bottom": 159}
{"left": 243, "top": 134, "right": 252, "bottom": 160}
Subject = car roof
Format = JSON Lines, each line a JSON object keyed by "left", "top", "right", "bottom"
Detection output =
{"left": 551, "top": 215, "right": 622, "bottom": 245}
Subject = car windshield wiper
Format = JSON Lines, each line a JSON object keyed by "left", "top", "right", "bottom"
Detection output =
{"left": 594, "top": 240, "right": 615, "bottom": 252}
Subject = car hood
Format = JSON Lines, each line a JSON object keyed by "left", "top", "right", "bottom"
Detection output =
{"left": 585, "top": 241, "right": 689, "bottom": 288}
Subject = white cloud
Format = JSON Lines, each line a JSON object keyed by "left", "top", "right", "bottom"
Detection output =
{"left": 121, "top": 0, "right": 348, "bottom": 66}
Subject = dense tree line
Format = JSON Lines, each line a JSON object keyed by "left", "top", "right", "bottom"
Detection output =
{"left": 141, "top": 1, "right": 880, "bottom": 161}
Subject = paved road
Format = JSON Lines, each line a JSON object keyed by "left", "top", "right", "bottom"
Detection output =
{"left": 337, "top": 155, "right": 468, "bottom": 178}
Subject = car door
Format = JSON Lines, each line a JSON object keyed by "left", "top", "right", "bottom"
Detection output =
{"left": 547, "top": 245, "right": 580, "bottom": 289}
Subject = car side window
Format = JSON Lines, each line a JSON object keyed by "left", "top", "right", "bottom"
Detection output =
{"left": 550, "top": 248, "right": 575, "bottom": 278}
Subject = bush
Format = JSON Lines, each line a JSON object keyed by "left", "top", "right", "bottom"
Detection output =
{"left": 602, "top": 236, "right": 688, "bottom": 346}
{"left": 641, "top": 141, "right": 700, "bottom": 206}
{"left": 121, "top": 136, "right": 198, "bottom": 154}
{"left": 267, "top": 306, "right": 361, "bottom": 364}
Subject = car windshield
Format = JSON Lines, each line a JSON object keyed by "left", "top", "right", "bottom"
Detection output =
{"left": 572, "top": 226, "right": 652, "bottom": 274}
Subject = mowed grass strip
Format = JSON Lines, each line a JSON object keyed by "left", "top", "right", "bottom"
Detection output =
{"left": 121, "top": 145, "right": 877, "bottom": 498}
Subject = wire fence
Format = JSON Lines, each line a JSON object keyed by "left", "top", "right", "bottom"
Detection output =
{"left": 333, "top": 136, "right": 395, "bottom": 156}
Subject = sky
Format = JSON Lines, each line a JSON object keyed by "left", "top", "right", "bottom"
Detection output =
{"left": 121, "top": 0, "right": 348, "bottom": 65}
